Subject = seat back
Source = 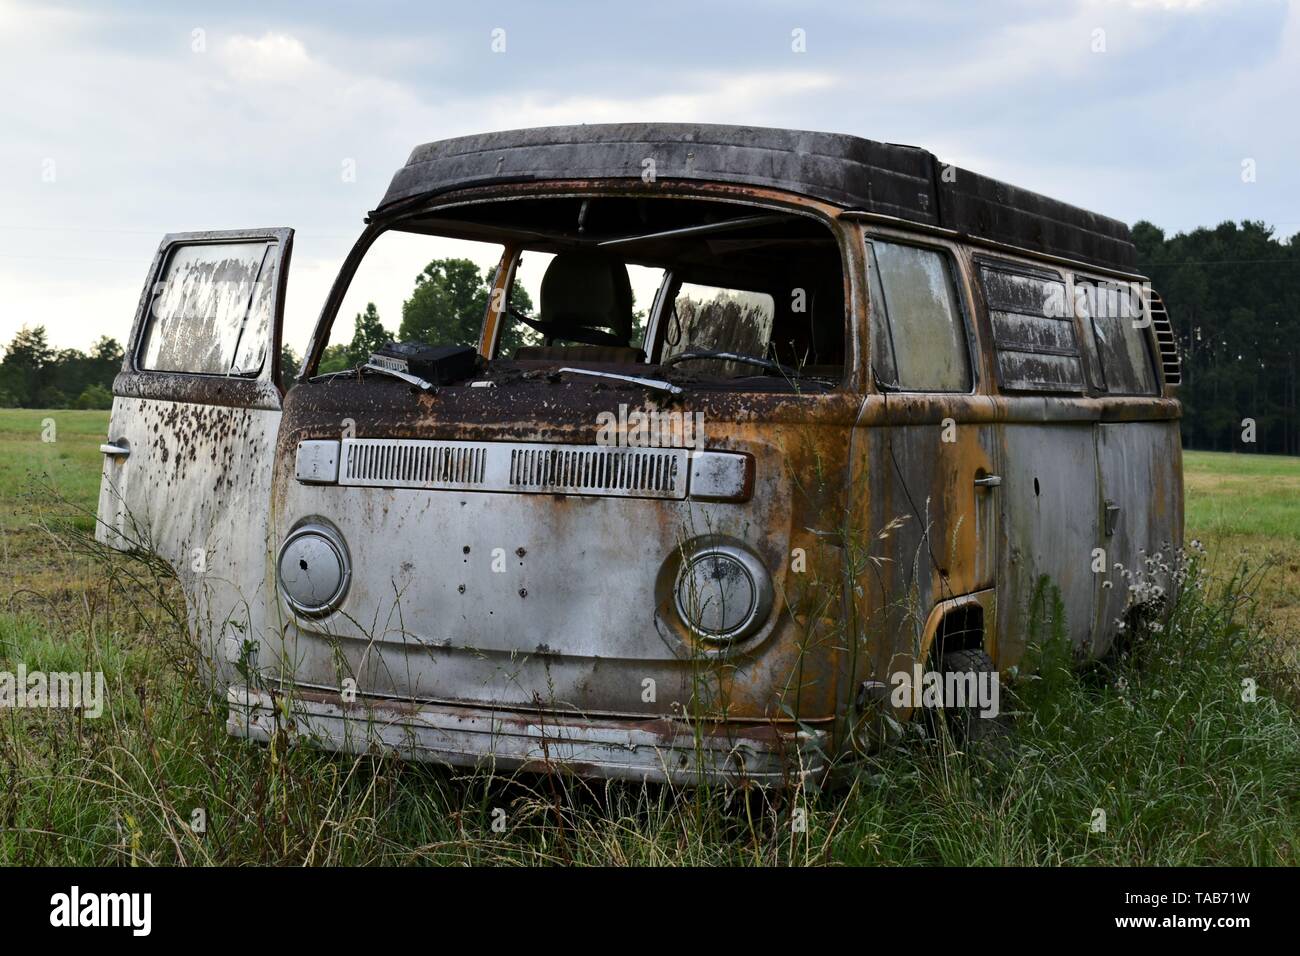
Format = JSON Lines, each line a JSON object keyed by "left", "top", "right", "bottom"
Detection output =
{"left": 539, "top": 252, "right": 634, "bottom": 345}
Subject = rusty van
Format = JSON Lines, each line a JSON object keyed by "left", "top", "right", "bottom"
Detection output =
{"left": 96, "top": 124, "right": 1183, "bottom": 784}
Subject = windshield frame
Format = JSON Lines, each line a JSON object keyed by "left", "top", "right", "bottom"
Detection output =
{"left": 301, "top": 183, "right": 857, "bottom": 392}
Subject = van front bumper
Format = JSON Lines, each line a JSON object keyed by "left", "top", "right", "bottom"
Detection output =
{"left": 226, "top": 685, "right": 829, "bottom": 786}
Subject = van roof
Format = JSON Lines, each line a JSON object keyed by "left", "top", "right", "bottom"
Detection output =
{"left": 376, "top": 123, "right": 1137, "bottom": 272}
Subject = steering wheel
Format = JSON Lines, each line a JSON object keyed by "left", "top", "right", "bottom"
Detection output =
{"left": 663, "top": 350, "right": 796, "bottom": 377}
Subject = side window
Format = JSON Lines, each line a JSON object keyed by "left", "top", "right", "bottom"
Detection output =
{"left": 978, "top": 262, "right": 1084, "bottom": 393}
{"left": 140, "top": 241, "right": 277, "bottom": 375}
{"left": 867, "top": 240, "right": 971, "bottom": 392}
{"left": 1075, "top": 278, "right": 1158, "bottom": 396}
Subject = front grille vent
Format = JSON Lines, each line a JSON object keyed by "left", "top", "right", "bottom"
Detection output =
{"left": 509, "top": 446, "right": 682, "bottom": 496}
{"left": 339, "top": 438, "right": 688, "bottom": 499}
{"left": 343, "top": 440, "right": 486, "bottom": 488}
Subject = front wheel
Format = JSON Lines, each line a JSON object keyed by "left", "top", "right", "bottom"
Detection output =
{"left": 936, "top": 648, "right": 1008, "bottom": 746}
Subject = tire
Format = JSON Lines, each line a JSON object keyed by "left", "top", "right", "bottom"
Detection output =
{"left": 936, "top": 648, "right": 1008, "bottom": 747}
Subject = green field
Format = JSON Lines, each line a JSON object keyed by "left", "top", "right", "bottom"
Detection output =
{"left": 1, "top": 408, "right": 1297, "bottom": 865}
{"left": 1184, "top": 451, "right": 1300, "bottom": 640}
{"left": 0, "top": 409, "right": 106, "bottom": 532}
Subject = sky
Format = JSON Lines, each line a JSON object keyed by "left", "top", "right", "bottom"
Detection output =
{"left": 2, "top": 0, "right": 1297, "bottom": 355}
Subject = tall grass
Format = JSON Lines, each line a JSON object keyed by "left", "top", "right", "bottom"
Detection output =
{"left": 831, "top": 554, "right": 1300, "bottom": 865}
{"left": 2, "top": 529, "right": 1297, "bottom": 866}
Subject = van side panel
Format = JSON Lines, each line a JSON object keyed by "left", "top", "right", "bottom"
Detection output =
{"left": 849, "top": 415, "right": 1002, "bottom": 682}
{"left": 1094, "top": 420, "right": 1185, "bottom": 650}
{"left": 995, "top": 420, "right": 1101, "bottom": 663}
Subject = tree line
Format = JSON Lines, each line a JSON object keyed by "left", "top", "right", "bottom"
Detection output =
{"left": 312, "top": 257, "right": 535, "bottom": 375}
{"left": 1134, "top": 219, "right": 1299, "bottom": 455}
{"left": 0, "top": 327, "right": 121, "bottom": 409}
{"left": 5, "top": 225, "right": 1298, "bottom": 458}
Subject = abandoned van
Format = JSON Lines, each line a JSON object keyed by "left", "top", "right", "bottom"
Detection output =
{"left": 96, "top": 124, "right": 1183, "bottom": 783}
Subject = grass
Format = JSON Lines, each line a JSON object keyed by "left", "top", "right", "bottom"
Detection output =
{"left": 1, "top": 408, "right": 1298, "bottom": 865}
{"left": 0, "top": 409, "right": 106, "bottom": 533}
{"left": 1184, "top": 450, "right": 1300, "bottom": 640}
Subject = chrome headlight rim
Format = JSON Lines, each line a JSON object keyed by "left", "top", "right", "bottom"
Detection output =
{"left": 276, "top": 520, "right": 352, "bottom": 618}
{"left": 673, "top": 541, "right": 774, "bottom": 645}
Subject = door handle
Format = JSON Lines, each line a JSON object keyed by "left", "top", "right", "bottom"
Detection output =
{"left": 973, "top": 474, "right": 1002, "bottom": 488}
{"left": 100, "top": 442, "right": 130, "bottom": 458}
{"left": 1104, "top": 501, "right": 1120, "bottom": 536}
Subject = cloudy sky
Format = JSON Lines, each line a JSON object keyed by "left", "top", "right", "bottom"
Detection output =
{"left": 2, "top": 0, "right": 1296, "bottom": 354}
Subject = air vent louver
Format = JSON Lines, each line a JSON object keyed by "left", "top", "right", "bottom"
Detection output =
{"left": 338, "top": 439, "right": 688, "bottom": 499}
{"left": 509, "top": 446, "right": 681, "bottom": 496}
{"left": 1147, "top": 290, "right": 1181, "bottom": 386}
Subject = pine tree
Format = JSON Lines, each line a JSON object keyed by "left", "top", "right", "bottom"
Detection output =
{"left": 346, "top": 303, "right": 390, "bottom": 366}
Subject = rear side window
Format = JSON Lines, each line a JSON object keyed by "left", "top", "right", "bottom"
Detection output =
{"left": 140, "top": 241, "right": 277, "bottom": 375}
{"left": 867, "top": 240, "right": 971, "bottom": 392}
{"left": 978, "top": 262, "right": 1084, "bottom": 394}
{"left": 1075, "top": 278, "right": 1158, "bottom": 396}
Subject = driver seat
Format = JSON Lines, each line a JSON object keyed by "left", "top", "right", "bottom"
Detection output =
{"left": 513, "top": 253, "right": 642, "bottom": 362}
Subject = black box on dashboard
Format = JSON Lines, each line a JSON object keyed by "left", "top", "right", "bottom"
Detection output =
{"left": 369, "top": 342, "right": 479, "bottom": 385}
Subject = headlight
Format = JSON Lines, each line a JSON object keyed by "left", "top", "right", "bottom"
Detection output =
{"left": 277, "top": 522, "right": 351, "bottom": 617}
{"left": 674, "top": 542, "right": 773, "bottom": 643}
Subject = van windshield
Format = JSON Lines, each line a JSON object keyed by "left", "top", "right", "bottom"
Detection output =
{"left": 495, "top": 199, "right": 844, "bottom": 388}
{"left": 312, "top": 196, "right": 845, "bottom": 391}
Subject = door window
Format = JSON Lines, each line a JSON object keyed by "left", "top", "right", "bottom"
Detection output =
{"left": 139, "top": 241, "right": 277, "bottom": 375}
{"left": 867, "top": 240, "right": 971, "bottom": 392}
